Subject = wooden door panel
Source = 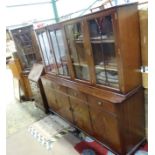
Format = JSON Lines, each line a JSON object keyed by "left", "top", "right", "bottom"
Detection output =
{"left": 55, "top": 85, "right": 67, "bottom": 93}
{"left": 70, "top": 97, "right": 92, "bottom": 135}
{"left": 43, "top": 86, "right": 58, "bottom": 111}
{"left": 55, "top": 92, "right": 73, "bottom": 123}
{"left": 89, "top": 105, "right": 121, "bottom": 152}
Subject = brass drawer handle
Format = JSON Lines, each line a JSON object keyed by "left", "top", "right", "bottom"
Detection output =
{"left": 98, "top": 101, "right": 102, "bottom": 105}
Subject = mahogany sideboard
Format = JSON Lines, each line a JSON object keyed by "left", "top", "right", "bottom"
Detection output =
{"left": 35, "top": 3, "right": 145, "bottom": 154}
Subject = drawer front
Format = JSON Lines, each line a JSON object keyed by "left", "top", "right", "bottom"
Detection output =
{"left": 68, "top": 88, "right": 87, "bottom": 101}
{"left": 54, "top": 84, "right": 67, "bottom": 94}
{"left": 87, "top": 95, "right": 116, "bottom": 114}
{"left": 41, "top": 78, "right": 67, "bottom": 94}
{"left": 41, "top": 77, "right": 56, "bottom": 89}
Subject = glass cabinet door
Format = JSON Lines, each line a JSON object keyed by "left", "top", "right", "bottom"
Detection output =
{"left": 49, "top": 30, "right": 69, "bottom": 76}
{"left": 65, "top": 23, "right": 90, "bottom": 81}
{"left": 11, "top": 28, "right": 36, "bottom": 68}
{"left": 88, "top": 15, "right": 119, "bottom": 88}
{"left": 37, "top": 32, "right": 57, "bottom": 74}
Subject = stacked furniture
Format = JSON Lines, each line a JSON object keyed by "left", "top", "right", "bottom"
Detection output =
{"left": 35, "top": 3, "right": 145, "bottom": 155}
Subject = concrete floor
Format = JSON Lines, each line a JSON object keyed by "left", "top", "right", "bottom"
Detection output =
{"left": 7, "top": 128, "right": 80, "bottom": 155}
{"left": 6, "top": 68, "right": 47, "bottom": 137}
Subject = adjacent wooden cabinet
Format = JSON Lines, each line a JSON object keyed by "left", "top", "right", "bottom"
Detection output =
{"left": 36, "top": 3, "right": 145, "bottom": 155}
{"left": 8, "top": 25, "right": 43, "bottom": 101}
{"left": 9, "top": 25, "right": 42, "bottom": 69}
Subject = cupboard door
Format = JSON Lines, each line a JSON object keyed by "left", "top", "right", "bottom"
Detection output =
{"left": 88, "top": 15, "right": 119, "bottom": 88}
{"left": 55, "top": 92, "right": 73, "bottom": 123}
{"left": 65, "top": 22, "right": 90, "bottom": 81}
{"left": 37, "top": 31, "right": 57, "bottom": 74}
{"left": 69, "top": 97, "right": 92, "bottom": 135}
{"left": 49, "top": 29, "right": 70, "bottom": 76}
{"left": 89, "top": 104, "right": 121, "bottom": 153}
{"left": 43, "top": 86, "right": 58, "bottom": 111}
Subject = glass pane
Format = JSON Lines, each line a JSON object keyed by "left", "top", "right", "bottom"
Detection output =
{"left": 88, "top": 15, "right": 119, "bottom": 88}
{"left": 38, "top": 32, "right": 56, "bottom": 73}
{"left": 11, "top": 29, "right": 36, "bottom": 68}
{"left": 50, "top": 31, "right": 69, "bottom": 76}
{"left": 56, "top": 30, "right": 69, "bottom": 76}
{"left": 65, "top": 23, "right": 90, "bottom": 81}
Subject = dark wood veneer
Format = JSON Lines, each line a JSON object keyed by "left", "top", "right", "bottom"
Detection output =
{"left": 36, "top": 3, "right": 145, "bottom": 155}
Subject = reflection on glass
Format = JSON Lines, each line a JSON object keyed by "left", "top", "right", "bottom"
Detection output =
{"left": 88, "top": 15, "right": 119, "bottom": 88}
{"left": 50, "top": 30, "right": 69, "bottom": 76}
{"left": 56, "top": 30, "right": 69, "bottom": 76}
{"left": 14, "top": 30, "right": 32, "bottom": 47}
{"left": 12, "top": 29, "right": 36, "bottom": 68}
{"left": 65, "top": 23, "right": 90, "bottom": 81}
{"left": 38, "top": 32, "right": 56, "bottom": 73}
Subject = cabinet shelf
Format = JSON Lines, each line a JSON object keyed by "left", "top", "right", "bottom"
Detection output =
{"left": 74, "top": 39, "right": 115, "bottom": 44}
{"left": 90, "top": 35, "right": 115, "bottom": 44}
{"left": 96, "top": 80, "right": 119, "bottom": 87}
{"left": 74, "top": 40, "right": 83, "bottom": 43}
{"left": 97, "top": 76, "right": 119, "bottom": 83}
{"left": 24, "top": 52, "right": 35, "bottom": 56}
{"left": 91, "top": 39, "right": 115, "bottom": 44}
{"left": 73, "top": 62, "right": 88, "bottom": 67}
{"left": 96, "top": 65, "right": 117, "bottom": 71}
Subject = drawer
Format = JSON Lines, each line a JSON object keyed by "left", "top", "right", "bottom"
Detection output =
{"left": 53, "top": 84, "right": 67, "bottom": 94}
{"left": 67, "top": 88, "right": 87, "bottom": 101}
{"left": 41, "top": 78, "right": 66, "bottom": 93}
{"left": 87, "top": 95, "right": 116, "bottom": 114}
{"left": 41, "top": 78, "right": 54, "bottom": 88}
